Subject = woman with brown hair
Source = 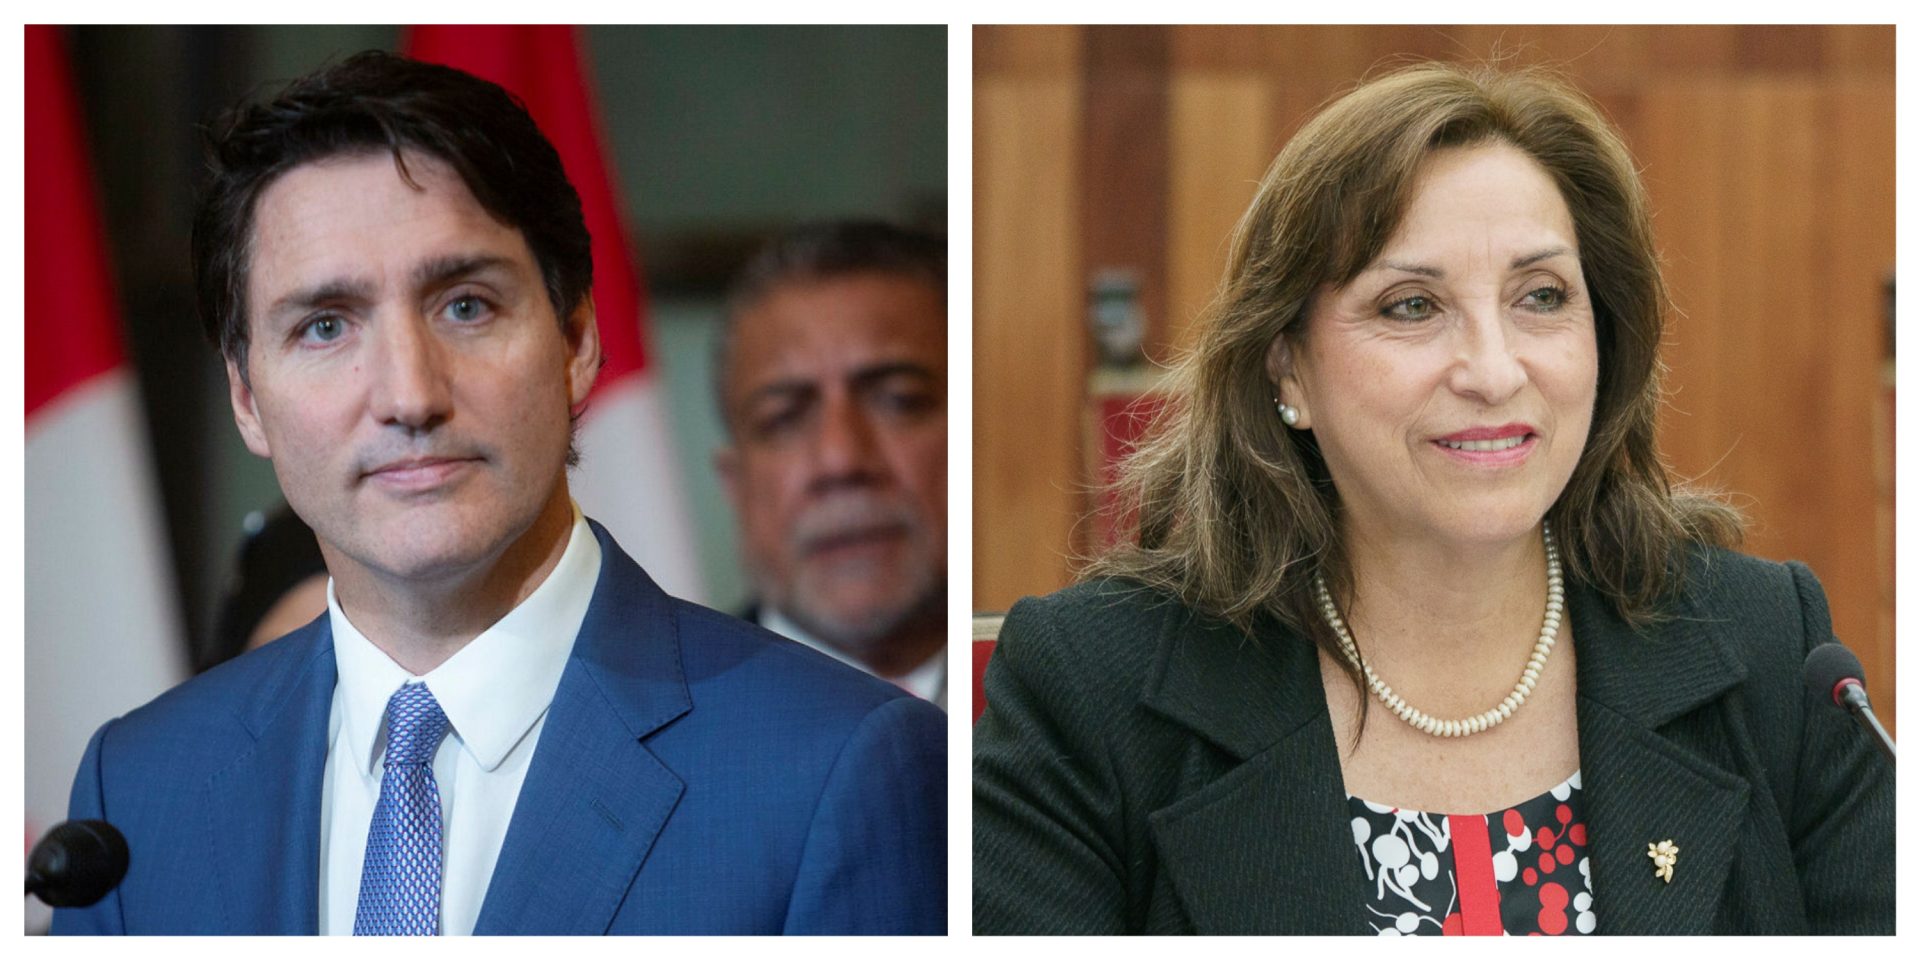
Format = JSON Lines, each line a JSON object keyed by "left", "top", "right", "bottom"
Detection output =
{"left": 972, "top": 62, "right": 1893, "bottom": 935}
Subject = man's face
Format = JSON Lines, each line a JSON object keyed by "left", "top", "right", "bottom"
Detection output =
{"left": 717, "top": 273, "right": 947, "bottom": 657}
{"left": 229, "top": 151, "right": 599, "bottom": 589}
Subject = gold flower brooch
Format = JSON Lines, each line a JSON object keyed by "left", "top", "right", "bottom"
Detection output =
{"left": 1647, "top": 839, "right": 1679, "bottom": 883}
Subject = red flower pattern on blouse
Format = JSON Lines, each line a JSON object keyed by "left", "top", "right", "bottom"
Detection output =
{"left": 1349, "top": 770, "right": 1594, "bottom": 935}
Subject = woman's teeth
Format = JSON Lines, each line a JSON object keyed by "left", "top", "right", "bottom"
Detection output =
{"left": 1440, "top": 435, "right": 1527, "bottom": 452}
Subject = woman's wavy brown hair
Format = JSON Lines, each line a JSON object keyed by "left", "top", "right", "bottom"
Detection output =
{"left": 1086, "top": 61, "right": 1741, "bottom": 684}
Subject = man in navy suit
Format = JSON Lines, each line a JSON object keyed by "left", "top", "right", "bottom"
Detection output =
{"left": 51, "top": 51, "right": 946, "bottom": 936}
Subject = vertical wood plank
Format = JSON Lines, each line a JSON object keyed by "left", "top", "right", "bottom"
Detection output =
{"left": 1818, "top": 80, "right": 1896, "bottom": 730}
{"left": 1081, "top": 26, "right": 1171, "bottom": 361}
{"left": 974, "top": 65, "right": 1085, "bottom": 611}
{"left": 1167, "top": 74, "right": 1272, "bottom": 353}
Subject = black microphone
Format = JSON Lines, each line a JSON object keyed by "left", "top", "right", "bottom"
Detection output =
{"left": 24, "top": 819, "right": 129, "bottom": 908}
{"left": 1803, "top": 642, "right": 1896, "bottom": 765}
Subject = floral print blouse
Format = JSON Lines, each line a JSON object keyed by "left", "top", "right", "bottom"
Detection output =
{"left": 1348, "top": 770, "right": 1595, "bottom": 935}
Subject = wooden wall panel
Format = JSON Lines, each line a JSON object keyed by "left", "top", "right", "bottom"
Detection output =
{"left": 1167, "top": 76, "right": 1271, "bottom": 353}
{"left": 1081, "top": 27, "right": 1170, "bottom": 361}
{"left": 974, "top": 24, "right": 1894, "bottom": 725}
{"left": 1816, "top": 81, "right": 1896, "bottom": 726}
{"left": 973, "top": 66, "right": 1085, "bottom": 613}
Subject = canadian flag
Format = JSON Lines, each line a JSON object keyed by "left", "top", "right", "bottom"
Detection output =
{"left": 407, "top": 26, "right": 705, "bottom": 602}
{"left": 24, "top": 23, "right": 188, "bottom": 923}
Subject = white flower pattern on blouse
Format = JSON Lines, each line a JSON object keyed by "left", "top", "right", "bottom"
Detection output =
{"left": 1348, "top": 770, "right": 1595, "bottom": 936}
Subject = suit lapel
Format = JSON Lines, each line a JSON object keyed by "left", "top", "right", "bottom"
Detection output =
{"left": 1570, "top": 570, "right": 1749, "bottom": 934}
{"left": 202, "top": 624, "right": 336, "bottom": 934}
{"left": 1141, "top": 614, "right": 1370, "bottom": 934}
{"left": 1135, "top": 560, "right": 1757, "bottom": 935}
{"left": 474, "top": 523, "right": 691, "bottom": 934}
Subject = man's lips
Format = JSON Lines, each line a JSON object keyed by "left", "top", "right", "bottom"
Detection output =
{"left": 800, "top": 522, "right": 910, "bottom": 558}
{"left": 363, "top": 456, "right": 480, "bottom": 491}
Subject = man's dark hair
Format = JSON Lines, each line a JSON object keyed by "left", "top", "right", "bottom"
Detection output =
{"left": 192, "top": 50, "right": 593, "bottom": 381}
{"left": 714, "top": 219, "right": 946, "bottom": 432}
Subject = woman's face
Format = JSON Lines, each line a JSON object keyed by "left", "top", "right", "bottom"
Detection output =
{"left": 1271, "top": 141, "right": 1598, "bottom": 553}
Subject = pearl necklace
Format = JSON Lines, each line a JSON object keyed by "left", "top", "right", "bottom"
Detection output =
{"left": 1312, "top": 523, "right": 1563, "bottom": 739}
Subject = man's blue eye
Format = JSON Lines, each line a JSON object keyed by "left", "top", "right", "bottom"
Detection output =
{"left": 446, "top": 297, "right": 486, "bottom": 322}
{"left": 305, "top": 316, "right": 344, "bottom": 342}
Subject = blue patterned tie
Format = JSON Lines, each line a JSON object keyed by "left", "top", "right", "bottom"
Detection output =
{"left": 354, "top": 682, "right": 450, "bottom": 935}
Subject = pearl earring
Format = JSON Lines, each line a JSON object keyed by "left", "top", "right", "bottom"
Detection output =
{"left": 1274, "top": 399, "right": 1301, "bottom": 427}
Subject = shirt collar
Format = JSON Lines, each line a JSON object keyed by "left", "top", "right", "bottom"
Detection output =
{"left": 330, "top": 503, "right": 601, "bottom": 776}
{"left": 761, "top": 606, "right": 946, "bottom": 702}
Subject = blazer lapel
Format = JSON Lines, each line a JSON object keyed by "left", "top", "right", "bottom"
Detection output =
{"left": 202, "top": 624, "right": 336, "bottom": 934}
{"left": 1570, "top": 572, "right": 1750, "bottom": 934}
{"left": 474, "top": 524, "right": 691, "bottom": 935}
{"left": 1137, "top": 565, "right": 1757, "bottom": 936}
{"left": 1142, "top": 616, "right": 1369, "bottom": 934}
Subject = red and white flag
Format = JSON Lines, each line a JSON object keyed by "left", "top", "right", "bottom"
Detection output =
{"left": 24, "top": 23, "right": 188, "bottom": 906}
{"left": 407, "top": 26, "right": 706, "bottom": 602}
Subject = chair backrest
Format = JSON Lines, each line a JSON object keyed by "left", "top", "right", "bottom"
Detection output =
{"left": 971, "top": 614, "right": 1004, "bottom": 724}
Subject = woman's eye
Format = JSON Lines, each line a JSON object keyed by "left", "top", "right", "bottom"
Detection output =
{"left": 1522, "top": 286, "right": 1567, "bottom": 311}
{"left": 1381, "top": 296, "right": 1436, "bottom": 322}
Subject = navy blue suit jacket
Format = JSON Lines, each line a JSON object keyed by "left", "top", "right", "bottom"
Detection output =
{"left": 52, "top": 522, "right": 947, "bottom": 934}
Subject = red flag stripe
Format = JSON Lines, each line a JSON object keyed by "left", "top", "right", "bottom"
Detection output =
{"left": 404, "top": 26, "right": 650, "bottom": 389}
{"left": 25, "top": 25, "right": 126, "bottom": 421}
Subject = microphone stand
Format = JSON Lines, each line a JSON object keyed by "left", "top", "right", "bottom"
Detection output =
{"left": 1836, "top": 683, "right": 1897, "bottom": 765}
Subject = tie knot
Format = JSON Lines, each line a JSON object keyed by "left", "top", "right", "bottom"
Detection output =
{"left": 382, "top": 683, "right": 449, "bottom": 767}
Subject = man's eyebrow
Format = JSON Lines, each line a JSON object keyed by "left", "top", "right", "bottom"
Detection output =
{"left": 849, "top": 361, "right": 939, "bottom": 389}
{"left": 267, "top": 277, "right": 377, "bottom": 319}
{"left": 743, "top": 379, "right": 816, "bottom": 406}
{"left": 741, "top": 362, "right": 939, "bottom": 407}
{"left": 263, "top": 255, "right": 517, "bottom": 321}
{"left": 410, "top": 253, "right": 516, "bottom": 290}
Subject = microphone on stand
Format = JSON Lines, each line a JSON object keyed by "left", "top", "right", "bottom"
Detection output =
{"left": 24, "top": 819, "right": 128, "bottom": 908}
{"left": 1803, "top": 642, "right": 1896, "bottom": 765}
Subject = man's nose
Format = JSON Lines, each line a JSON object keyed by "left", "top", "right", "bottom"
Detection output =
{"left": 810, "top": 396, "right": 884, "bottom": 485}
{"left": 1448, "top": 303, "right": 1528, "bottom": 407}
{"left": 368, "top": 313, "right": 453, "bottom": 432}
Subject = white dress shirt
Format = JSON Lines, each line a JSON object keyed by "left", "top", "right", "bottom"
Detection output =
{"left": 318, "top": 506, "right": 600, "bottom": 935}
{"left": 760, "top": 606, "right": 947, "bottom": 709}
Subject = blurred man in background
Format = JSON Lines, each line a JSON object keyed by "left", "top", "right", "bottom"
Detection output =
{"left": 715, "top": 222, "right": 948, "bottom": 708}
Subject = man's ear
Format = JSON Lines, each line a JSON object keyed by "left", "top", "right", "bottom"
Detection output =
{"left": 1264, "top": 332, "right": 1312, "bottom": 430}
{"left": 565, "top": 298, "right": 603, "bottom": 411}
{"left": 226, "top": 356, "right": 273, "bottom": 458}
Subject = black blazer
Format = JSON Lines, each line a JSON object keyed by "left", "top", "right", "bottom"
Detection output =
{"left": 973, "top": 547, "right": 1894, "bottom": 934}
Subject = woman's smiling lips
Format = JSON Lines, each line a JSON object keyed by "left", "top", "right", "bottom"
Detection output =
{"left": 1431, "top": 423, "right": 1538, "bottom": 466}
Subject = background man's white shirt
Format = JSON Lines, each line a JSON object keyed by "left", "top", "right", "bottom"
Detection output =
{"left": 760, "top": 606, "right": 946, "bottom": 709}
